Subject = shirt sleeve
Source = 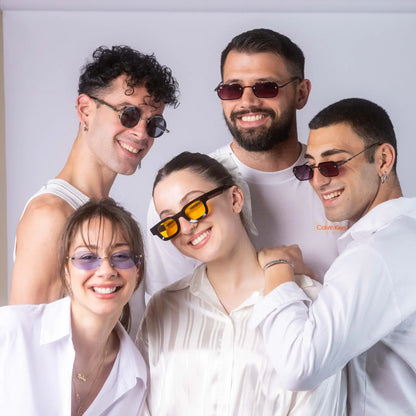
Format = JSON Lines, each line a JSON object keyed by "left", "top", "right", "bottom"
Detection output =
{"left": 144, "top": 198, "right": 200, "bottom": 295}
{"left": 251, "top": 245, "right": 402, "bottom": 391}
{"left": 288, "top": 369, "right": 347, "bottom": 415}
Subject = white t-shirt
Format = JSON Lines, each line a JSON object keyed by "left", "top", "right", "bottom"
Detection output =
{"left": 145, "top": 144, "right": 347, "bottom": 295}
{"left": 0, "top": 297, "right": 147, "bottom": 415}
{"left": 138, "top": 264, "right": 346, "bottom": 416}
{"left": 252, "top": 197, "right": 416, "bottom": 416}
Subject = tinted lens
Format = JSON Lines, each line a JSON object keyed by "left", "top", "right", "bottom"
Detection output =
{"left": 184, "top": 200, "right": 207, "bottom": 220}
{"left": 158, "top": 218, "right": 179, "bottom": 239}
{"left": 70, "top": 251, "right": 101, "bottom": 270}
{"left": 70, "top": 250, "right": 139, "bottom": 270}
{"left": 147, "top": 116, "right": 167, "bottom": 138}
{"left": 318, "top": 161, "right": 340, "bottom": 178}
{"left": 293, "top": 165, "right": 313, "bottom": 181}
{"left": 252, "top": 82, "right": 279, "bottom": 98}
{"left": 120, "top": 106, "right": 141, "bottom": 128}
{"left": 217, "top": 84, "right": 243, "bottom": 100}
{"left": 110, "top": 250, "right": 141, "bottom": 269}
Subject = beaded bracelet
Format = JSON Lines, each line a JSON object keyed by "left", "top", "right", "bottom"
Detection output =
{"left": 263, "top": 259, "right": 295, "bottom": 271}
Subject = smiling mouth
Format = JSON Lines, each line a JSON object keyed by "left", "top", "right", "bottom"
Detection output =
{"left": 120, "top": 142, "right": 140, "bottom": 154}
{"left": 190, "top": 230, "right": 210, "bottom": 246}
{"left": 323, "top": 191, "right": 342, "bottom": 201}
{"left": 92, "top": 286, "right": 119, "bottom": 294}
{"left": 240, "top": 114, "right": 266, "bottom": 122}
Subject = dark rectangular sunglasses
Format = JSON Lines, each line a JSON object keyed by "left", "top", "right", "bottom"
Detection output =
{"left": 214, "top": 77, "right": 300, "bottom": 100}
{"left": 293, "top": 143, "right": 381, "bottom": 181}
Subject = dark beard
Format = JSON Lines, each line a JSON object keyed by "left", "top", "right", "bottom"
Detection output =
{"left": 224, "top": 107, "right": 294, "bottom": 152}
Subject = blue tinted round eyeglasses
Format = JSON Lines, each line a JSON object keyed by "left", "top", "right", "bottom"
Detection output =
{"left": 68, "top": 250, "right": 142, "bottom": 271}
{"left": 89, "top": 96, "right": 169, "bottom": 138}
{"left": 293, "top": 142, "right": 381, "bottom": 181}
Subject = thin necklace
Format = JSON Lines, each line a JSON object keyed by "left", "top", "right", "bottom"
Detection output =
{"left": 72, "top": 337, "right": 110, "bottom": 416}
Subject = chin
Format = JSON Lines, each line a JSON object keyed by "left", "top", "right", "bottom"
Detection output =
{"left": 324, "top": 208, "right": 344, "bottom": 223}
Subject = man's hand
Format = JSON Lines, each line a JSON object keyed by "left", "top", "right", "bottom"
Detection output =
{"left": 258, "top": 245, "right": 315, "bottom": 294}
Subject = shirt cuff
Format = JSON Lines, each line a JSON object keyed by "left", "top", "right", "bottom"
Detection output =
{"left": 251, "top": 281, "right": 311, "bottom": 328}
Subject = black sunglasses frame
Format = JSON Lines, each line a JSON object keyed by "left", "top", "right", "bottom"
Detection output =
{"left": 89, "top": 96, "right": 169, "bottom": 138}
{"left": 293, "top": 142, "right": 382, "bottom": 181}
{"left": 214, "top": 77, "right": 301, "bottom": 100}
{"left": 150, "top": 185, "right": 232, "bottom": 241}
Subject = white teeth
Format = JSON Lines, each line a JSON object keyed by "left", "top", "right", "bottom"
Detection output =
{"left": 241, "top": 114, "right": 264, "bottom": 122}
{"left": 323, "top": 191, "right": 341, "bottom": 200}
{"left": 120, "top": 143, "right": 139, "bottom": 154}
{"left": 191, "top": 231, "right": 209, "bottom": 246}
{"left": 93, "top": 286, "right": 117, "bottom": 294}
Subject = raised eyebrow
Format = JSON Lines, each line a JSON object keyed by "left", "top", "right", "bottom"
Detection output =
{"left": 117, "top": 101, "right": 139, "bottom": 109}
{"left": 305, "top": 148, "right": 351, "bottom": 160}
{"left": 72, "top": 242, "right": 129, "bottom": 252}
{"left": 112, "top": 243, "right": 130, "bottom": 249}
{"left": 224, "top": 77, "right": 273, "bottom": 84}
{"left": 72, "top": 245, "right": 97, "bottom": 252}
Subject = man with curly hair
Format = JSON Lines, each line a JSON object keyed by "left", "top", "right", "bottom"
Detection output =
{"left": 10, "top": 46, "right": 178, "bottom": 330}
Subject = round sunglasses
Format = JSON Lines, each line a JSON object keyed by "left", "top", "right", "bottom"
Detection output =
{"left": 293, "top": 143, "right": 381, "bottom": 181}
{"left": 150, "top": 185, "right": 231, "bottom": 241}
{"left": 89, "top": 96, "right": 169, "bottom": 138}
{"left": 214, "top": 77, "right": 300, "bottom": 100}
{"left": 68, "top": 249, "right": 141, "bottom": 271}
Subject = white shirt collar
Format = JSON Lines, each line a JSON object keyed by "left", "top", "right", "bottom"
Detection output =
{"left": 337, "top": 197, "right": 416, "bottom": 252}
{"left": 40, "top": 297, "right": 71, "bottom": 345}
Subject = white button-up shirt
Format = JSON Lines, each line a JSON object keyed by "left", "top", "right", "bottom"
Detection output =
{"left": 252, "top": 197, "right": 416, "bottom": 415}
{"left": 138, "top": 265, "right": 346, "bottom": 416}
{"left": 0, "top": 297, "right": 147, "bottom": 415}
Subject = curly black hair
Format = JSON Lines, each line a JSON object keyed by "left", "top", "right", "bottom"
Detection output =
{"left": 78, "top": 45, "right": 179, "bottom": 107}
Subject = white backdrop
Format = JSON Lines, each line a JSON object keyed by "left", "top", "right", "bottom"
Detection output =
{"left": 4, "top": 11, "right": 416, "bottom": 290}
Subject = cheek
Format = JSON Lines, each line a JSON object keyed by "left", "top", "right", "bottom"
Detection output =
{"left": 170, "top": 236, "right": 183, "bottom": 251}
{"left": 221, "top": 102, "right": 233, "bottom": 117}
{"left": 67, "top": 267, "right": 93, "bottom": 286}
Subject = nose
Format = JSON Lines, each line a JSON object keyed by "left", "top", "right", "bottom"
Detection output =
{"left": 130, "top": 119, "right": 149, "bottom": 140}
{"left": 240, "top": 85, "right": 262, "bottom": 107}
{"left": 95, "top": 257, "right": 117, "bottom": 277}
{"left": 177, "top": 216, "right": 197, "bottom": 235}
{"left": 311, "top": 168, "right": 331, "bottom": 190}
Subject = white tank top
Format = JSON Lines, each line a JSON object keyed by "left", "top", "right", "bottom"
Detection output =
{"left": 14, "top": 179, "right": 89, "bottom": 259}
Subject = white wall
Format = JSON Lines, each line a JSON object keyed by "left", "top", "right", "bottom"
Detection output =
{"left": 4, "top": 11, "right": 416, "bottom": 292}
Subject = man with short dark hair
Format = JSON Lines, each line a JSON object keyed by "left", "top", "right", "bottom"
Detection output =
{"left": 11, "top": 46, "right": 178, "bottom": 336}
{"left": 253, "top": 98, "right": 416, "bottom": 415}
{"left": 146, "top": 28, "right": 346, "bottom": 294}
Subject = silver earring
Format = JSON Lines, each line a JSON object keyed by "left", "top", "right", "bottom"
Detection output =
{"left": 136, "top": 161, "right": 142, "bottom": 171}
{"left": 381, "top": 172, "right": 388, "bottom": 184}
{"left": 83, "top": 123, "right": 88, "bottom": 132}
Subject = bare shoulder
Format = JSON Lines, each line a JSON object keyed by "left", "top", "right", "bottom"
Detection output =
{"left": 22, "top": 192, "right": 74, "bottom": 218}
{"left": 17, "top": 193, "right": 74, "bottom": 232}
{"left": 11, "top": 193, "right": 75, "bottom": 304}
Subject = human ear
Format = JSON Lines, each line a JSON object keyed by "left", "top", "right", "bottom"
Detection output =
{"left": 231, "top": 186, "right": 244, "bottom": 214}
{"left": 76, "top": 94, "right": 95, "bottom": 128}
{"left": 64, "top": 267, "right": 73, "bottom": 296}
{"left": 132, "top": 257, "right": 143, "bottom": 290}
{"left": 296, "top": 79, "right": 311, "bottom": 110}
{"left": 376, "top": 143, "right": 395, "bottom": 176}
